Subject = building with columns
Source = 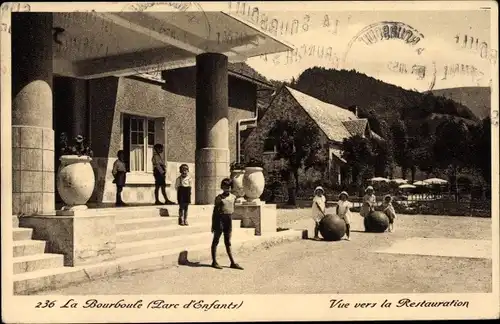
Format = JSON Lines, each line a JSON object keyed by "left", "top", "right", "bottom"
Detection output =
{"left": 7, "top": 11, "right": 292, "bottom": 216}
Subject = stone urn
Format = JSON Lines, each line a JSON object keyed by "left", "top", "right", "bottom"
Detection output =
{"left": 57, "top": 155, "right": 95, "bottom": 209}
{"left": 230, "top": 169, "right": 246, "bottom": 203}
{"left": 243, "top": 167, "right": 265, "bottom": 204}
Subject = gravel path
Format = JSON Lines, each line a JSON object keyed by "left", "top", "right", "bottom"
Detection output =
{"left": 38, "top": 209, "right": 492, "bottom": 295}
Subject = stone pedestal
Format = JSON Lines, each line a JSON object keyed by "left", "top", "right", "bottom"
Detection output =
{"left": 233, "top": 202, "right": 277, "bottom": 236}
{"left": 19, "top": 210, "right": 117, "bottom": 267}
{"left": 12, "top": 13, "right": 55, "bottom": 215}
{"left": 195, "top": 148, "right": 229, "bottom": 204}
{"left": 195, "top": 53, "right": 229, "bottom": 204}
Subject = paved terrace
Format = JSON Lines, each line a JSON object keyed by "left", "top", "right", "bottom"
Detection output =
{"left": 36, "top": 209, "right": 491, "bottom": 295}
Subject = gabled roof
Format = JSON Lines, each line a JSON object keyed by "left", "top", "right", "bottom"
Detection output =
{"left": 284, "top": 86, "right": 361, "bottom": 142}
{"left": 342, "top": 119, "right": 369, "bottom": 137}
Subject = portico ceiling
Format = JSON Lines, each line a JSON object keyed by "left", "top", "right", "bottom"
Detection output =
{"left": 53, "top": 11, "right": 293, "bottom": 79}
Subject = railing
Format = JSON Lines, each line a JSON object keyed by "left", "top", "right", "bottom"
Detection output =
{"left": 267, "top": 194, "right": 491, "bottom": 217}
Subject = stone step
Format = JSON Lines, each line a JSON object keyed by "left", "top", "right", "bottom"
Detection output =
{"left": 88, "top": 205, "right": 214, "bottom": 220}
{"left": 13, "top": 215, "right": 19, "bottom": 228}
{"left": 13, "top": 240, "right": 47, "bottom": 257}
{"left": 115, "top": 226, "right": 254, "bottom": 258}
{"left": 13, "top": 253, "right": 65, "bottom": 274}
{"left": 14, "top": 229, "right": 307, "bottom": 295}
{"left": 116, "top": 222, "right": 212, "bottom": 243}
{"left": 13, "top": 228, "right": 33, "bottom": 241}
{"left": 116, "top": 213, "right": 214, "bottom": 232}
{"left": 117, "top": 216, "right": 181, "bottom": 232}
{"left": 96, "top": 206, "right": 165, "bottom": 220}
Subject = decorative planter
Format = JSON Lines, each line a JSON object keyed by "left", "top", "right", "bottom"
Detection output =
{"left": 57, "top": 155, "right": 95, "bottom": 209}
{"left": 230, "top": 169, "right": 246, "bottom": 203}
{"left": 243, "top": 167, "right": 265, "bottom": 204}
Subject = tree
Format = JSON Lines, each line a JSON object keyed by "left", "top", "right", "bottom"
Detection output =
{"left": 377, "top": 120, "right": 395, "bottom": 177}
{"left": 372, "top": 138, "right": 389, "bottom": 177}
{"left": 470, "top": 117, "right": 491, "bottom": 184}
{"left": 268, "top": 120, "right": 326, "bottom": 205}
{"left": 367, "top": 109, "right": 382, "bottom": 135}
{"left": 417, "top": 93, "right": 435, "bottom": 118}
{"left": 406, "top": 136, "right": 420, "bottom": 183}
{"left": 341, "top": 135, "right": 375, "bottom": 188}
{"left": 390, "top": 120, "right": 410, "bottom": 179}
{"left": 411, "top": 121, "right": 436, "bottom": 177}
{"left": 433, "top": 119, "right": 472, "bottom": 201}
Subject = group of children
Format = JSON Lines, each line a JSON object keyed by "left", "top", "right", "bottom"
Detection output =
{"left": 112, "top": 147, "right": 242, "bottom": 270}
{"left": 112, "top": 145, "right": 194, "bottom": 225}
{"left": 112, "top": 145, "right": 397, "bottom": 267}
{"left": 311, "top": 185, "right": 397, "bottom": 241}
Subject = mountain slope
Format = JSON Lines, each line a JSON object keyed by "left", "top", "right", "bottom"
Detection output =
{"left": 427, "top": 87, "right": 491, "bottom": 120}
{"left": 293, "top": 67, "right": 478, "bottom": 124}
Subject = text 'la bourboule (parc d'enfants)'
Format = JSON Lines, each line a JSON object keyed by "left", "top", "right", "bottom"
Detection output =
{"left": 34, "top": 298, "right": 244, "bottom": 311}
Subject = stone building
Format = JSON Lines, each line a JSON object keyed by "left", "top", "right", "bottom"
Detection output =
{"left": 6, "top": 11, "right": 291, "bottom": 215}
{"left": 53, "top": 63, "right": 274, "bottom": 206}
{"left": 4, "top": 10, "right": 302, "bottom": 294}
{"left": 243, "top": 85, "right": 380, "bottom": 188}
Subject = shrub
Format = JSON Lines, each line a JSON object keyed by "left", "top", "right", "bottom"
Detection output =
{"left": 58, "top": 133, "right": 93, "bottom": 157}
{"left": 246, "top": 158, "right": 264, "bottom": 168}
{"left": 230, "top": 162, "right": 245, "bottom": 171}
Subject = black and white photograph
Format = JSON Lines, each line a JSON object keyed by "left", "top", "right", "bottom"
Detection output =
{"left": 1, "top": 1, "right": 499, "bottom": 322}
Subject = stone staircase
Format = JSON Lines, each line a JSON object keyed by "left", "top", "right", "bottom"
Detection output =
{"left": 112, "top": 207, "right": 255, "bottom": 258}
{"left": 12, "top": 216, "right": 65, "bottom": 275}
{"left": 13, "top": 206, "right": 306, "bottom": 294}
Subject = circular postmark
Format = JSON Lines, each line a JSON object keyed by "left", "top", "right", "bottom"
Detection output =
{"left": 343, "top": 21, "right": 437, "bottom": 91}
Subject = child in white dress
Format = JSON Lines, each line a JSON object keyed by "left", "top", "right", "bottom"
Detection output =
{"left": 381, "top": 194, "right": 397, "bottom": 232}
{"left": 311, "top": 186, "right": 326, "bottom": 240}
{"left": 336, "top": 191, "right": 353, "bottom": 241}
{"left": 360, "top": 185, "right": 376, "bottom": 218}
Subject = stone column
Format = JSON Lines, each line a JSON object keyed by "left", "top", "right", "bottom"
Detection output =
{"left": 195, "top": 53, "right": 230, "bottom": 204}
{"left": 12, "top": 13, "right": 55, "bottom": 215}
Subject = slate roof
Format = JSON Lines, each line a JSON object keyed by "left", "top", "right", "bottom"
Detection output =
{"left": 342, "top": 119, "right": 369, "bottom": 137}
{"left": 284, "top": 86, "right": 365, "bottom": 142}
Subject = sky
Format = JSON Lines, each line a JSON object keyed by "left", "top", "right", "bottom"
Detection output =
{"left": 227, "top": 2, "right": 495, "bottom": 92}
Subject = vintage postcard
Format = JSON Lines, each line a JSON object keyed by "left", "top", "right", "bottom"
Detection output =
{"left": 1, "top": 1, "right": 499, "bottom": 322}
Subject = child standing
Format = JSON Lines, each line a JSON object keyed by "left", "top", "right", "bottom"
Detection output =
{"left": 112, "top": 150, "right": 127, "bottom": 207}
{"left": 382, "top": 194, "right": 397, "bottom": 232}
{"left": 311, "top": 186, "right": 326, "bottom": 240}
{"left": 211, "top": 178, "right": 243, "bottom": 270}
{"left": 175, "top": 164, "right": 192, "bottom": 226}
{"left": 336, "top": 191, "right": 353, "bottom": 241}
{"left": 360, "top": 185, "right": 376, "bottom": 218}
{"left": 152, "top": 143, "right": 175, "bottom": 205}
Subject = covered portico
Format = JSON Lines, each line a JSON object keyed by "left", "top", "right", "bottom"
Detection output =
{"left": 7, "top": 10, "right": 292, "bottom": 216}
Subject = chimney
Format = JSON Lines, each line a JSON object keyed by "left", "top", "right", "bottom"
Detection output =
{"left": 348, "top": 105, "right": 358, "bottom": 117}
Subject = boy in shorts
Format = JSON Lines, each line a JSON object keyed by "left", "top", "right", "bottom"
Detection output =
{"left": 211, "top": 178, "right": 244, "bottom": 270}
{"left": 175, "top": 164, "right": 192, "bottom": 226}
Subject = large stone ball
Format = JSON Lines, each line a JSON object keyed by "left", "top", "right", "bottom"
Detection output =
{"left": 364, "top": 211, "right": 390, "bottom": 233}
{"left": 319, "top": 214, "right": 346, "bottom": 241}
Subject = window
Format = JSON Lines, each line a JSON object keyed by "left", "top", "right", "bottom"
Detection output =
{"left": 128, "top": 116, "right": 156, "bottom": 173}
{"left": 263, "top": 136, "right": 276, "bottom": 153}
